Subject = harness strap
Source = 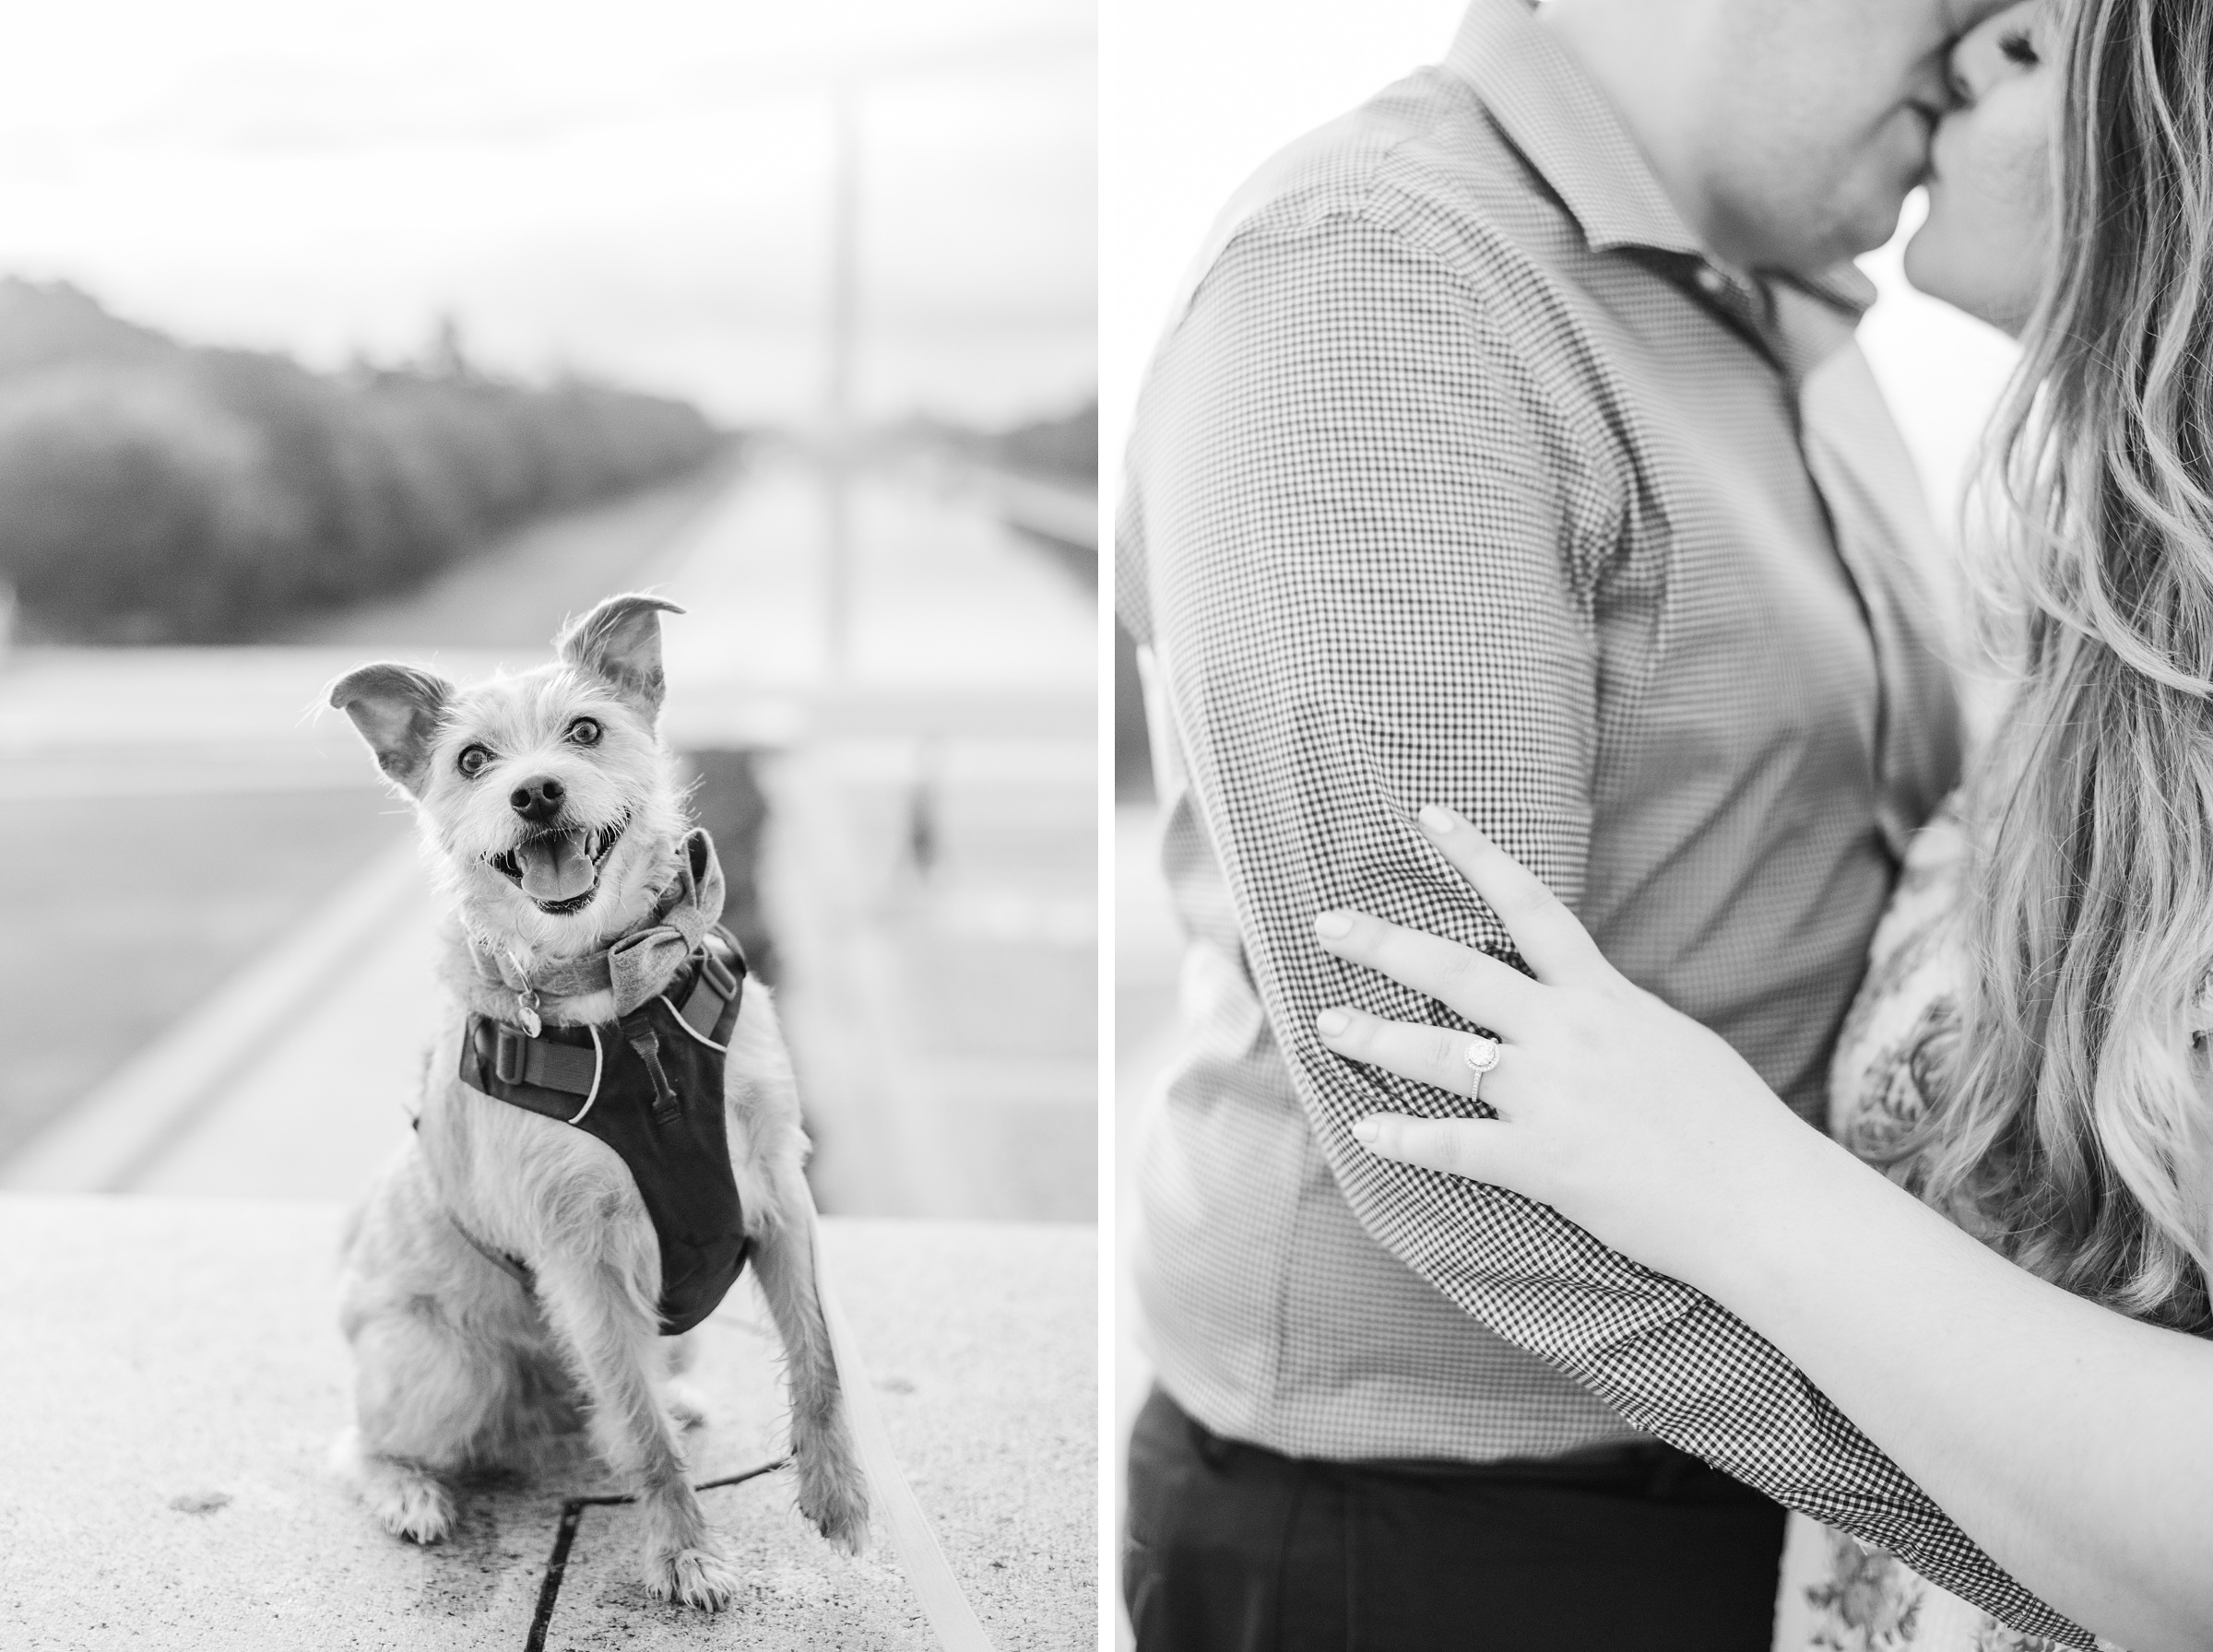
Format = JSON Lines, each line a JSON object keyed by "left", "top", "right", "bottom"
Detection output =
{"left": 680, "top": 942, "right": 741, "bottom": 1044}
{"left": 465, "top": 931, "right": 746, "bottom": 1103}
{"left": 481, "top": 1023, "right": 599, "bottom": 1094}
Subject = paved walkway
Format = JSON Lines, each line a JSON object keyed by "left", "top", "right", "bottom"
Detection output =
{"left": 0, "top": 1197, "right": 1094, "bottom": 1651}
{"left": 0, "top": 453, "right": 1097, "bottom": 1221}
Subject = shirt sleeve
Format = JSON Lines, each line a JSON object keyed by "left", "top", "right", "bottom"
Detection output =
{"left": 1126, "top": 204, "right": 2089, "bottom": 1648}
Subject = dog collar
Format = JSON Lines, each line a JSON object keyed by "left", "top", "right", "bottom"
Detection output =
{"left": 461, "top": 932, "right": 745, "bottom": 1120}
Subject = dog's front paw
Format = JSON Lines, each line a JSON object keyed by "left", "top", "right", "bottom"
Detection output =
{"left": 646, "top": 1543, "right": 744, "bottom": 1611}
{"left": 370, "top": 1471, "right": 456, "bottom": 1545}
{"left": 796, "top": 1434, "right": 870, "bottom": 1556}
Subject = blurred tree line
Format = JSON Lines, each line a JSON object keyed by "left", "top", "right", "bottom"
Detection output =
{"left": 986, "top": 398, "right": 1095, "bottom": 487}
{"left": 895, "top": 397, "right": 1096, "bottom": 490}
{"left": 0, "top": 279, "right": 722, "bottom": 643}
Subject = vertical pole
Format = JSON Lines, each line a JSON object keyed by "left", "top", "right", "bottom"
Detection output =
{"left": 824, "top": 83, "right": 858, "bottom": 676}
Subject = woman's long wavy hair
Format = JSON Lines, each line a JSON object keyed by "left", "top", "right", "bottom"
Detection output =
{"left": 1893, "top": 0, "right": 2213, "bottom": 1334}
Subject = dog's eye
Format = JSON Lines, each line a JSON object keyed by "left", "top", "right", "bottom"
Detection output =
{"left": 456, "top": 745, "right": 493, "bottom": 778}
{"left": 567, "top": 718, "right": 602, "bottom": 747}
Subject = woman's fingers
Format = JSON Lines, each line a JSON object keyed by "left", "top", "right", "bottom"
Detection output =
{"left": 1414, "top": 804, "right": 1609, "bottom": 985}
{"left": 1315, "top": 1006, "right": 1517, "bottom": 1111}
{"left": 1311, "top": 910, "right": 1546, "bottom": 1032}
{"left": 1352, "top": 1110, "right": 1514, "bottom": 1185}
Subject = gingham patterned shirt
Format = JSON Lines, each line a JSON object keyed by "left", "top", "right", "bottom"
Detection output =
{"left": 1119, "top": 1, "right": 2082, "bottom": 1643}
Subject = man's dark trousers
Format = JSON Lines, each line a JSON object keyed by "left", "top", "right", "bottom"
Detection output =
{"left": 1124, "top": 1386, "right": 1787, "bottom": 1651}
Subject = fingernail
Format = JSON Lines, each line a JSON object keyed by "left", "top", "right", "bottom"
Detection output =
{"left": 1314, "top": 911, "right": 1353, "bottom": 939}
{"left": 1418, "top": 803, "right": 1455, "bottom": 834}
{"left": 1316, "top": 1008, "right": 1349, "bottom": 1037}
{"left": 1352, "top": 1116, "right": 1379, "bottom": 1145}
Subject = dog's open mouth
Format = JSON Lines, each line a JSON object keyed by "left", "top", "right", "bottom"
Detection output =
{"left": 487, "top": 809, "right": 632, "bottom": 914}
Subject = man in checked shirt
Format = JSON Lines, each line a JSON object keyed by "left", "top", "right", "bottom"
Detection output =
{"left": 1118, "top": 0, "right": 2030, "bottom": 1646}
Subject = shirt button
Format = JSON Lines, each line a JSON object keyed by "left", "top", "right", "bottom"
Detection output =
{"left": 1695, "top": 266, "right": 1727, "bottom": 295}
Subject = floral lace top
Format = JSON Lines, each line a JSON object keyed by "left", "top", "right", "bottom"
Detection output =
{"left": 1769, "top": 795, "right": 2119, "bottom": 1652}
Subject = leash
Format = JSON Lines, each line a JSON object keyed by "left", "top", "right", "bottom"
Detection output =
{"left": 807, "top": 1197, "right": 998, "bottom": 1652}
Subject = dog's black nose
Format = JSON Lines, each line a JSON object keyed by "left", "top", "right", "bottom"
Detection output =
{"left": 510, "top": 775, "right": 566, "bottom": 821}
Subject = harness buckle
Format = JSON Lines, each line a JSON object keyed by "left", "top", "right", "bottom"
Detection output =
{"left": 697, "top": 943, "right": 738, "bottom": 1003}
{"left": 493, "top": 1022, "right": 529, "bottom": 1086}
{"left": 626, "top": 1026, "right": 684, "bottom": 1125}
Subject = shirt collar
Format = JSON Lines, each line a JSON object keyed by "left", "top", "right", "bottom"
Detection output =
{"left": 1442, "top": 0, "right": 1700, "bottom": 259}
{"left": 1440, "top": 0, "right": 1876, "bottom": 324}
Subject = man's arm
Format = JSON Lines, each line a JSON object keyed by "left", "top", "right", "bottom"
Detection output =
{"left": 1130, "top": 206, "right": 2088, "bottom": 1646}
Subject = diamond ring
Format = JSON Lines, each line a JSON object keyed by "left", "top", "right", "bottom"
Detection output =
{"left": 1463, "top": 1033, "right": 1501, "bottom": 1101}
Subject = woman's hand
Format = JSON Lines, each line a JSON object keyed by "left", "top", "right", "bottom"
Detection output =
{"left": 1314, "top": 804, "right": 1830, "bottom": 1284}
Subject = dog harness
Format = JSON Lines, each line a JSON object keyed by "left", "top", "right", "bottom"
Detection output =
{"left": 455, "top": 923, "right": 752, "bottom": 1335}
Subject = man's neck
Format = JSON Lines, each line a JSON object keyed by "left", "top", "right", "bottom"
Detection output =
{"left": 1536, "top": 0, "right": 1745, "bottom": 268}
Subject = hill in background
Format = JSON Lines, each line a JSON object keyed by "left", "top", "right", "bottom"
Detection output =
{"left": 0, "top": 278, "right": 722, "bottom": 643}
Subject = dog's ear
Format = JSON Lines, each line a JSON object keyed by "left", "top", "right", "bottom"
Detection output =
{"left": 555, "top": 594, "right": 684, "bottom": 722}
{"left": 328, "top": 663, "right": 455, "bottom": 796}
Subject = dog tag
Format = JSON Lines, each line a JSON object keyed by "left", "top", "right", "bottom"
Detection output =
{"left": 501, "top": 947, "right": 545, "bottom": 1039}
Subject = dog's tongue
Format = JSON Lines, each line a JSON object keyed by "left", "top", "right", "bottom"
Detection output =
{"left": 517, "top": 832, "right": 596, "bottom": 903}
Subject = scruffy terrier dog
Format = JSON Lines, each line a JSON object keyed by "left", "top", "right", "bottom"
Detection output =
{"left": 325, "top": 594, "right": 867, "bottom": 1610}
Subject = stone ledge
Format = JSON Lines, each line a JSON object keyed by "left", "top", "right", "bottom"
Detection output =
{"left": 0, "top": 1197, "right": 1094, "bottom": 1650}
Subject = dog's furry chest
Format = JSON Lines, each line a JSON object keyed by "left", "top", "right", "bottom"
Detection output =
{"left": 419, "top": 1021, "right": 646, "bottom": 1230}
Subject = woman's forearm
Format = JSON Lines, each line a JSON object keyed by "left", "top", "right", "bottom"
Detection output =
{"left": 1315, "top": 810, "right": 2213, "bottom": 1647}
{"left": 1693, "top": 1118, "right": 2213, "bottom": 1652}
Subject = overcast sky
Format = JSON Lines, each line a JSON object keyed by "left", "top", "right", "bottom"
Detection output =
{"left": 0, "top": 0, "right": 1095, "bottom": 429}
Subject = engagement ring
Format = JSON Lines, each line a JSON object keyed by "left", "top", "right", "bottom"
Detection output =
{"left": 1463, "top": 1033, "right": 1501, "bottom": 1100}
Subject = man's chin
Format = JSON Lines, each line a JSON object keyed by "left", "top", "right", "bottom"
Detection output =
{"left": 1715, "top": 190, "right": 1902, "bottom": 278}
{"left": 1803, "top": 188, "right": 1911, "bottom": 272}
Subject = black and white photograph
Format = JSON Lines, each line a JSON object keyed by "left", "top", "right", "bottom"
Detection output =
{"left": 0, "top": 1, "right": 1095, "bottom": 1647}
{"left": 12, "top": 0, "right": 2213, "bottom": 1646}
